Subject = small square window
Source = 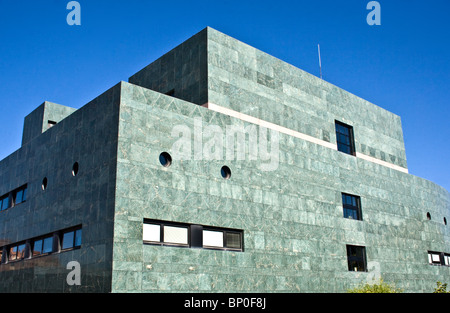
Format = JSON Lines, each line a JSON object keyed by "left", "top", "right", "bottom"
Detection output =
{"left": 335, "top": 121, "right": 355, "bottom": 156}
{"left": 347, "top": 245, "right": 367, "bottom": 272}
{"left": 226, "top": 232, "right": 242, "bottom": 250}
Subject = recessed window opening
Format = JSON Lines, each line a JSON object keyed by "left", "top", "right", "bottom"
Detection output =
{"left": 0, "top": 225, "right": 82, "bottom": 265}
{"left": 32, "top": 236, "right": 53, "bottom": 257}
{"left": 159, "top": 152, "right": 172, "bottom": 167}
{"left": 61, "top": 228, "right": 82, "bottom": 250}
{"left": 48, "top": 120, "right": 57, "bottom": 128}
{"left": 335, "top": 120, "right": 356, "bottom": 156}
{"left": 444, "top": 217, "right": 447, "bottom": 225}
{"left": 72, "top": 162, "right": 79, "bottom": 176}
{"left": 13, "top": 185, "right": 27, "bottom": 206}
{"left": 42, "top": 177, "right": 48, "bottom": 191}
{"left": 221, "top": 166, "right": 231, "bottom": 180}
{"left": 427, "top": 212, "right": 431, "bottom": 220}
{"left": 342, "top": 193, "right": 362, "bottom": 221}
{"left": 428, "top": 251, "right": 443, "bottom": 265}
{"left": 346, "top": 245, "right": 367, "bottom": 272}
{"left": 0, "top": 194, "right": 9, "bottom": 211}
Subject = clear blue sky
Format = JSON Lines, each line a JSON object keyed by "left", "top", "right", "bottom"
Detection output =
{"left": 0, "top": 0, "right": 448, "bottom": 191}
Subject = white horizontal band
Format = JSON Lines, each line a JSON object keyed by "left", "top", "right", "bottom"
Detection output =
{"left": 203, "top": 102, "right": 409, "bottom": 174}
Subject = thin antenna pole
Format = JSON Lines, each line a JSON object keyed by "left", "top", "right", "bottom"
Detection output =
{"left": 318, "top": 44, "right": 322, "bottom": 79}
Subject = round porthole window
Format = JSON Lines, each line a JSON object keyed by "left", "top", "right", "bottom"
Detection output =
{"left": 221, "top": 166, "right": 231, "bottom": 180}
{"left": 42, "top": 177, "right": 48, "bottom": 191}
{"left": 159, "top": 152, "right": 172, "bottom": 167}
{"left": 72, "top": 162, "right": 79, "bottom": 176}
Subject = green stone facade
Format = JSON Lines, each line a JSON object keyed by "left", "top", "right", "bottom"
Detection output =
{"left": 0, "top": 27, "right": 449, "bottom": 292}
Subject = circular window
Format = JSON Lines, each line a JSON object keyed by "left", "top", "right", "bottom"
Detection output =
{"left": 159, "top": 152, "right": 172, "bottom": 167}
{"left": 72, "top": 162, "right": 79, "bottom": 176}
{"left": 427, "top": 212, "right": 431, "bottom": 220}
{"left": 221, "top": 166, "right": 231, "bottom": 180}
{"left": 42, "top": 177, "right": 48, "bottom": 191}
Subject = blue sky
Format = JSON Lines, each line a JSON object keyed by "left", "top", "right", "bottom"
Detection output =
{"left": 0, "top": 0, "right": 449, "bottom": 191}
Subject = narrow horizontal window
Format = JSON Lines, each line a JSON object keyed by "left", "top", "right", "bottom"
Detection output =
{"left": 143, "top": 219, "right": 243, "bottom": 252}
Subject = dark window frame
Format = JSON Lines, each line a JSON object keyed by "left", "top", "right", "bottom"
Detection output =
{"left": 32, "top": 235, "right": 54, "bottom": 257}
{"left": 335, "top": 120, "right": 356, "bottom": 156}
{"left": 0, "top": 194, "right": 10, "bottom": 211}
{"left": 61, "top": 226, "right": 82, "bottom": 251}
{"left": 342, "top": 193, "right": 363, "bottom": 221}
{"left": 8, "top": 242, "right": 27, "bottom": 262}
{"left": 12, "top": 184, "right": 27, "bottom": 206}
{"left": 346, "top": 245, "right": 367, "bottom": 272}
{"left": 428, "top": 251, "right": 444, "bottom": 266}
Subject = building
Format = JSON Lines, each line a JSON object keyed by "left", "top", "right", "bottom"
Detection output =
{"left": 0, "top": 27, "right": 449, "bottom": 293}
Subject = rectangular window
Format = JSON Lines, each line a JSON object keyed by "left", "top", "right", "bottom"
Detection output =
{"left": 61, "top": 227, "right": 82, "bottom": 250}
{"left": 163, "top": 225, "right": 188, "bottom": 245}
{"left": 203, "top": 230, "right": 224, "bottom": 248}
{"left": 347, "top": 245, "right": 367, "bottom": 272}
{"left": 9, "top": 243, "right": 26, "bottom": 261}
{"left": 335, "top": 120, "right": 355, "bottom": 156}
{"left": 342, "top": 193, "right": 362, "bottom": 220}
{"left": 9, "top": 246, "right": 18, "bottom": 261}
{"left": 13, "top": 185, "right": 27, "bottom": 206}
{"left": 444, "top": 254, "right": 450, "bottom": 266}
{"left": 0, "top": 194, "right": 10, "bottom": 211}
{"left": 143, "top": 223, "right": 161, "bottom": 242}
{"left": 32, "top": 239, "right": 43, "bottom": 257}
{"left": 32, "top": 236, "right": 53, "bottom": 256}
